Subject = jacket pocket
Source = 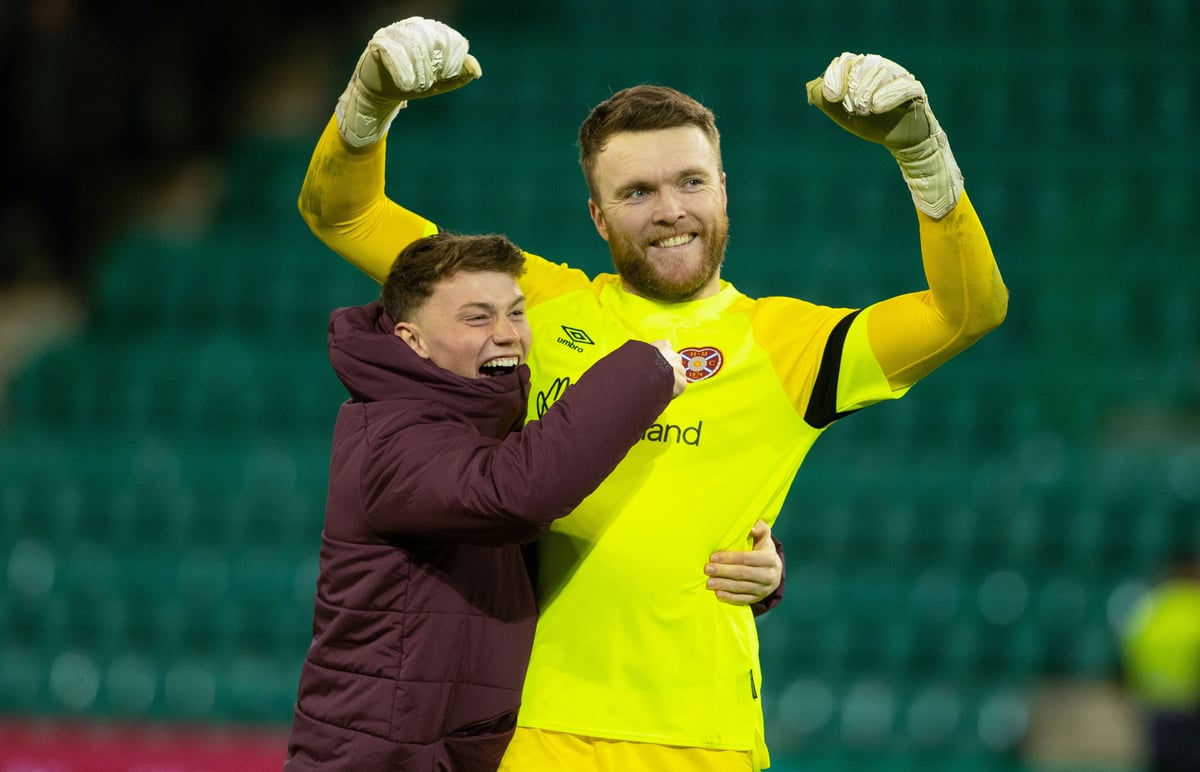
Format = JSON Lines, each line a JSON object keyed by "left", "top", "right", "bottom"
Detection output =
{"left": 443, "top": 709, "right": 518, "bottom": 771}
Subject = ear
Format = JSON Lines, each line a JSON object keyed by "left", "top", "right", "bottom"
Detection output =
{"left": 394, "top": 322, "right": 430, "bottom": 359}
{"left": 719, "top": 171, "right": 728, "bottom": 206}
{"left": 587, "top": 199, "right": 610, "bottom": 242}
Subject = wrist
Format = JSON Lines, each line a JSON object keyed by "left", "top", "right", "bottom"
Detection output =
{"left": 335, "top": 80, "right": 407, "bottom": 148}
{"left": 891, "top": 128, "right": 963, "bottom": 219}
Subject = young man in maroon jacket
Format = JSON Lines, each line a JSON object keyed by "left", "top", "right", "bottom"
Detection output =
{"left": 285, "top": 233, "right": 781, "bottom": 770}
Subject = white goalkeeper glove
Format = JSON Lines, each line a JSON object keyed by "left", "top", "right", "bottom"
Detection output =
{"left": 336, "top": 17, "right": 482, "bottom": 148}
{"left": 806, "top": 53, "right": 963, "bottom": 219}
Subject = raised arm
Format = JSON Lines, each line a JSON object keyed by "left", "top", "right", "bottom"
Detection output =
{"left": 807, "top": 54, "right": 1008, "bottom": 389}
{"left": 298, "top": 18, "right": 481, "bottom": 282}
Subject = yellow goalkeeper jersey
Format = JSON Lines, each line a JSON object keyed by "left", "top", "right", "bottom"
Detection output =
{"left": 513, "top": 254, "right": 905, "bottom": 766}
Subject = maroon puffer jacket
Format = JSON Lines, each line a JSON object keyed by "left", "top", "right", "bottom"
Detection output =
{"left": 285, "top": 303, "right": 673, "bottom": 770}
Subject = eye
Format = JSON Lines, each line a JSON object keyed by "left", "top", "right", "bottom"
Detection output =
{"left": 684, "top": 177, "right": 704, "bottom": 188}
{"left": 626, "top": 188, "right": 648, "bottom": 200}
{"left": 509, "top": 308, "right": 526, "bottom": 319}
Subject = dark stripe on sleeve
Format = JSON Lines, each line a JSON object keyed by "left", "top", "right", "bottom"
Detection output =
{"left": 804, "top": 309, "right": 864, "bottom": 429}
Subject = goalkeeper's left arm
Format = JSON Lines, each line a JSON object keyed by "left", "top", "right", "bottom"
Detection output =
{"left": 807, "top": 53, "right": 1009, "bottom": 390}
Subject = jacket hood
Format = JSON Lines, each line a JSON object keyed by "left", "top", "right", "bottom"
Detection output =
{"left": 328, "top": 302, "right": 530, "bottom": 436}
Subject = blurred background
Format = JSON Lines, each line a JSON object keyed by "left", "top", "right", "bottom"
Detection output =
{"left": 1, "top": 0, "right": 1197, "bottom": 769}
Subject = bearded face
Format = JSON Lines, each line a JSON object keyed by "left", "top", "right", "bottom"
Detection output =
{"left": 587, "top": 126, "right": 729, "bottom": 303}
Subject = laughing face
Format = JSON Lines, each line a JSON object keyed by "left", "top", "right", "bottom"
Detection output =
{"left": 588, "top": 126, "right": 729, "bottom": 302}
{"left": 393, "top": 270, "right": 531, "bottom": 379}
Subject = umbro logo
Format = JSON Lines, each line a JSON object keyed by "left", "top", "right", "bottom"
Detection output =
{"left": 561, "top": 326, "right": 594, "bottom": 345}
{"left": 557, "top": 325, "right": 594, "bottom": 352}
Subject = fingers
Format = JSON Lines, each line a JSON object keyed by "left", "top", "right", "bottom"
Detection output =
{"left": 818, "top": 52, "right": 855, "bottom": 104}
{"left": 805, "top": 76, "right": 826, "bottom": 107}
{"left": 372, "top": 17, "right": 477, "bottom": 97}
{"left": 707, "top": 549, "right": 775, "bottom": 568}
{"left": 748, "top": 517, "right": 771, "bottom": 546}
{"left": 428, "top": 54, "right": 482, "bottom": 96}
{"left": 705, "top": 568, "right": 776, "bottom": 606}
{"left": 708, "top": 520, "right": 776, "bottom": 569}
{"left": 462, "top": 53, "right": 483, "bottom": 80}
{"left": 706, "top": 547, "right": 778, "bottom": 584}
{"left": 650, "top": 339, "right": 688, "bottom": 397}
{"left": 814, "top": 52, "right": 925, "bottom": 116}
{"left": 710, "top": 587, "right": 772, "bottom": 606}
{"left": 705, "top": 518, "right": 782, "bottom": 606}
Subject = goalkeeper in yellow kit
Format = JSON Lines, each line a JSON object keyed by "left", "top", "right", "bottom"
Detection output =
{"left": 297, "top": 17, "right": 1008, "bottom": 771}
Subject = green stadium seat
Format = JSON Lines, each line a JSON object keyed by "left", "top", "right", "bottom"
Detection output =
{"left": 838, "top": 677, "right": 900, "bottom": 752}
{"left": 0, "top": 644, "right": 49, "bottom": 713}
{"left": 161, "top": 657, "right": 219, "bottom": 720}
{"left": 768, "top": 674, "right": 840, "bottom": 751}
{"left": 102, "top": 651, "right": 161, "bottom": 718}
{"left": 971, "top": 683, "right": 1031, "bottom": 755}
{"left": 902, "top": 680, "right": 966, "bottom": 752}
{"left": 93, "top": 231, "right": 206, "bottom": 334}
{"left": 215, "top": 133, "right": 316, "bottom": 228}
{"left": 217, "top": 652, "right": 300, "bottom": 723}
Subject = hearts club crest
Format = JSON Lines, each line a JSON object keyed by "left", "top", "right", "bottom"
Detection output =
{"left": 679, "top": 347, "right": 723, "bottom": 382}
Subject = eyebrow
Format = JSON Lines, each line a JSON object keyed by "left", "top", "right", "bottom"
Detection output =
{"left": 456, "top": 296, "right": 526, "bottom": 315}
{"left": 614, "top": 167, "right": 712, "bottom": 196}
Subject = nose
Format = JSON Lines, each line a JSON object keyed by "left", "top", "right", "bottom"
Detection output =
{"left": 492, "top": 318, "right": 521, "bottom": 344}
{"left": 652, "top": 188, "right": 687, "bottom": 224}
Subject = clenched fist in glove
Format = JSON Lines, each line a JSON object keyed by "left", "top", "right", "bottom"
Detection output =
{"left": 336, "top": 17, "right": 482, "bottom": 148}
{"left": 807, "top": 53, "right": 963, "bottom": 219}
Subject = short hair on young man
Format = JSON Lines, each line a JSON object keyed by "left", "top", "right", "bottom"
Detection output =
{"left": 381, "top": 232, "right": 527, "bottom": 322}
{"left": 578, "top": 84, "right": 722, "bottom": 198}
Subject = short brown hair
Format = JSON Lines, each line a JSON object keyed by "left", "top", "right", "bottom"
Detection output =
{"left": 380, "top": 232, "right": 526, "bottom": 322}
{"left": 578, "top": 85, "right": 722, "bottom": 197}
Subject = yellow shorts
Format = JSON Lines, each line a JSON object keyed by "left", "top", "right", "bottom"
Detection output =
{"left": 498, "top": 727, "right": 757, "bottom": 771}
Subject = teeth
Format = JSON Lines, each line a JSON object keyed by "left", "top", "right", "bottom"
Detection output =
{"left": 654, "top": 234, "right": 693, "bottom": 248}
{"left": 482, "top": 357, "right": 519, "bottom": 368}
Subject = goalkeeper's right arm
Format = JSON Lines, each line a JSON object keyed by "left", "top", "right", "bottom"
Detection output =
{"left": 298, "top": 17, "right": 479, "bottom": 283}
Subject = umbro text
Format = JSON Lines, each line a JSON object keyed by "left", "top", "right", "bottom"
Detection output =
{"left": 557, "top": 336, "right": 585, "bottom": 352}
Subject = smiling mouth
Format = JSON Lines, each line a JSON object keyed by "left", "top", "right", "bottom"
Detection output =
{"left": 480, "top": 356, "right": 520, "bottom": 377}
{"left": 652, "top": 233, "right": 696, "bottom": 249}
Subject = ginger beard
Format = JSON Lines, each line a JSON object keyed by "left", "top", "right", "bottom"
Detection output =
{"left": 602, "top": 211, "right": 730, "bottom": 303}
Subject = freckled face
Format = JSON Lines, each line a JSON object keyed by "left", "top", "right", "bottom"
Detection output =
{"left": 588, "top": 126, "right": 729, "bottom": 302}
{"left": 393, "top": 270, "right": 531, "bottom": 379}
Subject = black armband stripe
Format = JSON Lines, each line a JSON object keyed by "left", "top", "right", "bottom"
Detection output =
{"left": 804, "top": 309, "right": 863, "bottom": 429}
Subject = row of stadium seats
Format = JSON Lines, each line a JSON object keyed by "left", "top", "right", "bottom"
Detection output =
{"left": 6, "top": 333, "right": 345, "bottom": 441}
{"left": 0, "top": 519, "right": 1140, "bottom": 674}
{"left": 0, "top": 431, "right": 328, "bottom": 550}
{"left": 0, "top": 642, "right": 301, "bottom": 724}
{"left": 0, "top": 634, "right": 1037, "bottom": 759}
{"left": 0, "top": 565, "right": 1111, "bottom": 738}
{"left": 91, "top": 228, "right": 379, "bottom": 342}
{"left": 765, "top": 672, "right": 1033, "bottom": 758}
{"left": 535, "top": 0, "right": 1197, "bottom": 47}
